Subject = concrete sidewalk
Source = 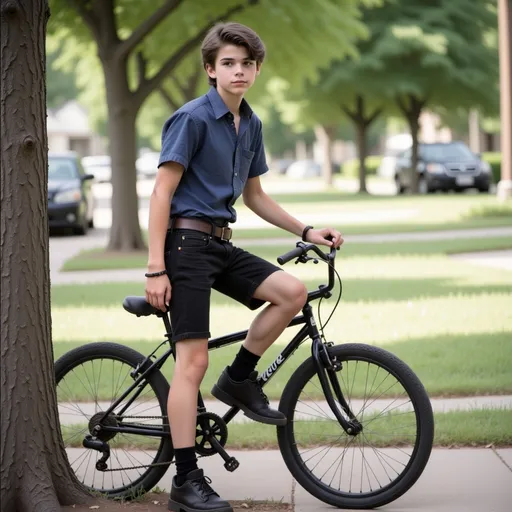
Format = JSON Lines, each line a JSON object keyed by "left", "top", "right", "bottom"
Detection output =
{"left": 142, "top": 448, "right": 512, "bottom": 511}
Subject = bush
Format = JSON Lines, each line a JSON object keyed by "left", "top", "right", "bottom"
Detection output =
{"left": 482, "top": 152, "right": 501, "bottom": 184}
{"left": 342, "top": 156, "right": 383, "bottom": 177}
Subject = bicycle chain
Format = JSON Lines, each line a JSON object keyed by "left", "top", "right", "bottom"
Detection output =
{"left": 92, "top": 415, "right": 202, "bottom": 472}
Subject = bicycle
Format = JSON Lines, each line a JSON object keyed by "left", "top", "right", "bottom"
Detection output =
{"left": 55, "top": 240, "right": 434, "bottom": 509}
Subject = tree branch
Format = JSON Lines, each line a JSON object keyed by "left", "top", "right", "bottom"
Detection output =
{"left": 68, "top": 0, "right": 100, "bottom": 39}
{"left": 115, "top": 0, "right": 185, "bottom": 61}
{"left": 133, "top": 1, "right": 252, "bottom": 108}
{"left": 365, "top": 107, "right": 382, "bottom": 127}
{"left": 159, "top": 87, "right": 180, "bottom": 111}
{"left": 341, "top": 105, "right": 358, "bottom": 122}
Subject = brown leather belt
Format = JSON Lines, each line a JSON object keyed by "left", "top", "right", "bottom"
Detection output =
{"left": 171, "top": 217, "right": 233, "bottom": 241}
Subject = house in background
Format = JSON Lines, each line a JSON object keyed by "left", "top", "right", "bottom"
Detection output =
{"left": 47, "top": 101, "right": 106, "bottom": 157}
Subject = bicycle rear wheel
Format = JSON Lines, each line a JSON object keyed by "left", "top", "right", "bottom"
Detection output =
{"left": 277, "top": 343, "right": 434, "bottom": 509}
{"left": 55, "top": 342, "right": 174, "bottom": 499}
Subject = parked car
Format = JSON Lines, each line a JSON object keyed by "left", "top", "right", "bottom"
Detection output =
{"left": 286, "top": 160, "right": 322, "bottom": 178}
{"left": 48, "top": 152, "right": 95, "bottom": 235}
{"left": 394, "top": 142, "right": 492, "bottom": 194}
{"left": 82, "top": 155, "right": 112, "bottom": 183}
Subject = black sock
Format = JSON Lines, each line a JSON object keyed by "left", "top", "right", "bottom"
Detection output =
{"left": 174, "top": 446, "right": 198, "bottom": 486}
{"left": 228, "top": 345, "right": 261, "bottom": 382}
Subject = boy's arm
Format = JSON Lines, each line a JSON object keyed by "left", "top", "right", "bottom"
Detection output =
{"left": 147, "top": 162, "right": 184, "bottom": 273}
{"left": 242, "top": 177, "right": 343, "bottom": 248}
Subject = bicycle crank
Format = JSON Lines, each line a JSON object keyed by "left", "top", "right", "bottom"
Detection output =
{"left": 196, "top": 412, "right": 239, "bottom": 472}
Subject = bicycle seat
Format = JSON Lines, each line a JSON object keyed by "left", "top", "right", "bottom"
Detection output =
{"left": 122, "top": 296, "right": 166, "bottom": 317}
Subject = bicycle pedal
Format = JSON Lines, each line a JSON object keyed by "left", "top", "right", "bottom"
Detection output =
{"left": 224, "top": 457, "right": 239, "bottom": 472}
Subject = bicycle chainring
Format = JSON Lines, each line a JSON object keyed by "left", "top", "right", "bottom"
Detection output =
{"left": 195, "top": 412, "right": 228, "bottom": 456}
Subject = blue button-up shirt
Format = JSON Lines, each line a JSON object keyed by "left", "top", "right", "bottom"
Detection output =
{"left": 158, "top": 86, "right": 268, "bottom": 224}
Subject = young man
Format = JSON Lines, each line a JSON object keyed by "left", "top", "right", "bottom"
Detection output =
{"left": 145, "top": 22, "right": 343, "bottom": 512}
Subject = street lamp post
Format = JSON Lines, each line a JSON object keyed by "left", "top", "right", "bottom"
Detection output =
{"left": 497, "top": 0, "right": 512, "bottom": 200}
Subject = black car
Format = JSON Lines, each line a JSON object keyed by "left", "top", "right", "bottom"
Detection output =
{"left": 48, "top": 152, "right": 95, "bottom": 235}
{"left": 394, "top": 142, "right": 492, "bottom": 194}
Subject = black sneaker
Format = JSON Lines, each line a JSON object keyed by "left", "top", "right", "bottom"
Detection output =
{"left": 211, "top": 368, "right": 287, "bottom": 426}
{"left": 168, "top": 469, "right": 233, "bottom": 512}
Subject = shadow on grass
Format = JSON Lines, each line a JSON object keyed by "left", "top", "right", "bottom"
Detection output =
{"left": 51, "top": 273, "right": 511, "bottom": 308}
{"left": 53, "top": 331, "right": 512, "bottom": 399}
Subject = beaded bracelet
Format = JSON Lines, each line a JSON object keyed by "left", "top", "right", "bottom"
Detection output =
{"left": 145, "top": 270, "right": 167, "bottom": 278}
{"left": 302, "top": 225, "right": 314, "bottom": 242}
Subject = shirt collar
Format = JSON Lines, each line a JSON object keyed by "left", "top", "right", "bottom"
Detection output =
{"left": 206, "top": 86, "right": 253, "bottom": 120}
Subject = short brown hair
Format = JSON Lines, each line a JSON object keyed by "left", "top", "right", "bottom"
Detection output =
{"left": 201, "top": 22, "right": 266, "bottom": 86}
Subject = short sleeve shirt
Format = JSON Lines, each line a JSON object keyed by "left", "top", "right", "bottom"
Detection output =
{"left": 158, "top": 86, "right": 269, "bottom": 224}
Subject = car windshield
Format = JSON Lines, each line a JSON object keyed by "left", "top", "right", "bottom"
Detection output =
{"left": 49, "top": 158, "right": 77, "bottom": 180}
{"left": 422, "top": 143, "right": 475, "bottom": 162}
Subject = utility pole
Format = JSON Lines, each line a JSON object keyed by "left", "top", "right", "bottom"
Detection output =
{"left": 497, "top": 0, "right": 512, "bottom": 200}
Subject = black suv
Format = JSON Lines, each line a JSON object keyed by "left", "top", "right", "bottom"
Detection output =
{"left": 394, "top": 142, "right": 492, "bottom": 194}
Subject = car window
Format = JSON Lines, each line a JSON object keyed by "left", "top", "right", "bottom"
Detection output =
{"left": 49, "top": 158, "right": 77, "bottom": 180}
{"left": 422, "top": 143, "right": 474, "bottom": 161}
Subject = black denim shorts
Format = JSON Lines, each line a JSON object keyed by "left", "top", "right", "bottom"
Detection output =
{"left": 164, "top": 228, "right": 282, "bottom": 342}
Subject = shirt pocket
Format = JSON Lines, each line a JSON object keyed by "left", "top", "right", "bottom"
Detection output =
{"left": 238, "top": 148, "right": 255, "bottom": 182}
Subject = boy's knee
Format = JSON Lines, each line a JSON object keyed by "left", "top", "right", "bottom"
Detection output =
{"left": 175, "top": 340, "right": 209, "bottom": 382}
{"left": 283, "top": 279, "right": 308, "bottom": 311}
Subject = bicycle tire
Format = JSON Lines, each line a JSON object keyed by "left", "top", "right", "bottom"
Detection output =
{"left": 277, "top": 343, "right": 434, "bottom": 509}
{"left": 55, "top": 342, "right": 174, "bottom": 499}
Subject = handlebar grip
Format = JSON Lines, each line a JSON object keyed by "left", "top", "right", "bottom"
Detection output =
{"left": 277, "top": 246, "right": 304, "bottom": 265}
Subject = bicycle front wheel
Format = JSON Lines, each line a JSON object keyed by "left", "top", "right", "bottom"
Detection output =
{"left": 277, "top": 343, "right": 434, "bottom": 509}
{"left": 55, "top": 342, "right": 174, "bottom": 499}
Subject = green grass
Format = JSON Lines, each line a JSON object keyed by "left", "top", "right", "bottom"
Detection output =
{"left": 60, "top": 234, "right": 512, "bottom": 272}
{"left": 60, "top": 409, "right": 512, "bottom": 449}
{"left": 52, "top": 235, "right": 512, "bottom": 398}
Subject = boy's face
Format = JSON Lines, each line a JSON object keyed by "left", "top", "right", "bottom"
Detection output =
{"left": 206, "top": 44, "right": 260, "bottom": 97}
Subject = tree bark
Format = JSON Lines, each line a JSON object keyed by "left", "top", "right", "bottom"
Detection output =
{"left": 0, "top": 1, "right": 92, "bottom": 510}
{"left": 397, "top": 95, "right": 425, "bottom": 194}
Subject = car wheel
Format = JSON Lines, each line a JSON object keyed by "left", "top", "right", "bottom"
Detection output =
{"left": 478, "top": 186, "right": 490, "bottom": 193}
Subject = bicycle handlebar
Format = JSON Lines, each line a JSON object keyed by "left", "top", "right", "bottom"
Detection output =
{"left": 277, "top": 241, "right": 338, "bottom": 297}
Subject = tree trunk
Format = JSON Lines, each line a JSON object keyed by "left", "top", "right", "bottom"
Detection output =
{"left": 343, "top": 96, "right": 382, "bottom": 194}
{"left": 397, "top": 95, "right": 425, "bottom": 194}
{"left": 314, "top": 124, "right": 335, "bottom": 186}
{"left": 355, "top": 120, "right": 368, "bottom": 194}
{"left": 408, "top": 114, "right": 421, "bottom": 194}
{"left": 103, "top": 58, "right": 146, "bottom": 251}
{"left": 0, "top": 1, "right": 92, "bottom": 510}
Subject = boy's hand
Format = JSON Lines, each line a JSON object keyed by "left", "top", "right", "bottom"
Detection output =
{"left": 145, "top": 275, "right": 172, "bottom": 312}
{"left": 305, "top": 227, "right": 344, "bottom": 248}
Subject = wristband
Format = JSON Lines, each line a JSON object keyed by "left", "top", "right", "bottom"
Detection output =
{"left": 302, "top": 225, "right": 314, "bottom": 242}
{"left": 145, "top": 270, "right": 167, "bottom": 278}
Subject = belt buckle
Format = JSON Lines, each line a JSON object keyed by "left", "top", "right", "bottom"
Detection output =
{"left": 220, "top": 226, "right": 232, "bottom": 241}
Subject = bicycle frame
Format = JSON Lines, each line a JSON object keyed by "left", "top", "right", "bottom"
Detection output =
{"left": 95, "top": 244, "right": 360, "bottom": 440}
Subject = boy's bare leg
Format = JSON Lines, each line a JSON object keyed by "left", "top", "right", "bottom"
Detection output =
{"left": 244, "top": 272, "right": 308, "bottom": 355}
{"left": 168, "top": 338, "right": 209, "bottom": 448}
{"left": 212, "top": 272, "right": 307, "bottom": 425}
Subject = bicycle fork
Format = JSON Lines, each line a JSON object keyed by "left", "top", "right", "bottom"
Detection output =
{"left": 312, "top": 339, "right": 362, "bottom": 435}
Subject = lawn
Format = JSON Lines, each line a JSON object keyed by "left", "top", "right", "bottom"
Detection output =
{"left": 52, "top": 237, "right": 512, "bottom": 399}
{"left": 60, "top": 192, "right": 512, "bottom": 271}
{"left": 60, "top": 409, "right": 512, "bottom": 449}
